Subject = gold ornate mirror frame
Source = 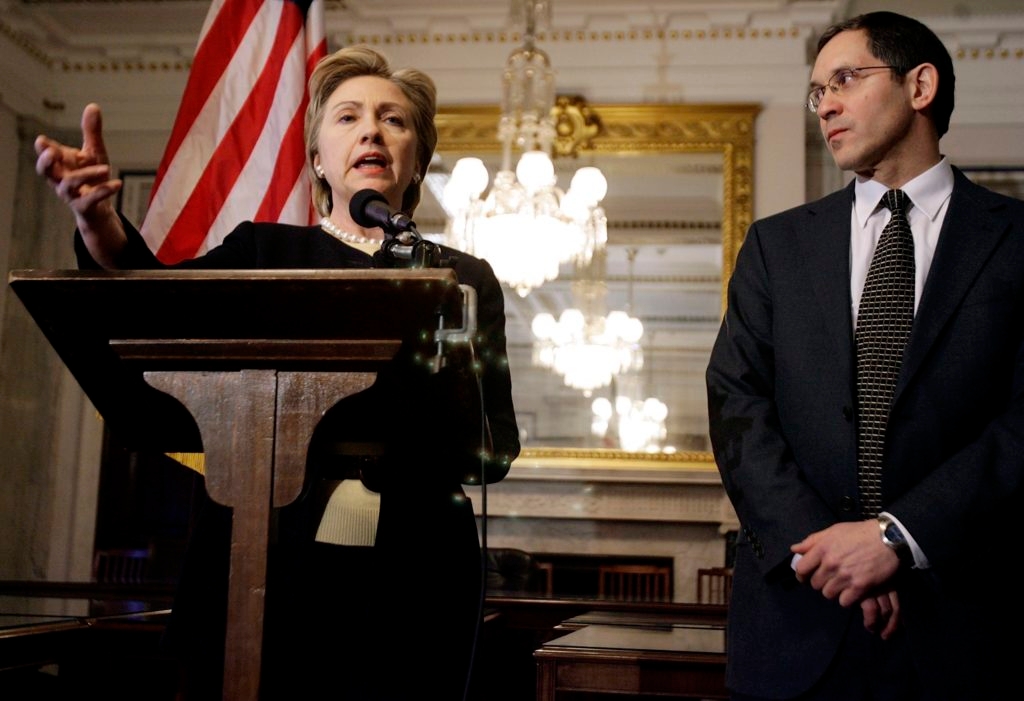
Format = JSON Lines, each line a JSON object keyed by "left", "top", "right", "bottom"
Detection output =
{"left": 435, "top": 100, "right": 760, "bottom": 471}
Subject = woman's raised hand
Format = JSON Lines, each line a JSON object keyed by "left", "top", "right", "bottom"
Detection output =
{"left": 34, "top": 103, "right": 127, "bottom": 267}
{"left": 35, "top": 103, "right": 123, "bottom": 214}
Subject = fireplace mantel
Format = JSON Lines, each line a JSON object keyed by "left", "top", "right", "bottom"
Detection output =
{"left": 468, "top": 462, "right": 737, "bottom": 602}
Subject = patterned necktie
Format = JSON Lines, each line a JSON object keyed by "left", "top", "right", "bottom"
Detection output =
{"left": 856, "top": 188, "right": 915, "bottom": 518}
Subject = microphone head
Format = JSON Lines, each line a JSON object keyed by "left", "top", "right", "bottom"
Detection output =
{"left": 349, "top": 189, "right": 391, "bottom": 229}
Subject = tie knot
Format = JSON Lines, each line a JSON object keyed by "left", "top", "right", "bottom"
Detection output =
{"left": 882, "top": 188, "right": 909, "bottom": 215}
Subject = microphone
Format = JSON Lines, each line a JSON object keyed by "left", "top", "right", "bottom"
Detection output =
{"left": 349, "top": 189, "right": 419, "bottom": 237}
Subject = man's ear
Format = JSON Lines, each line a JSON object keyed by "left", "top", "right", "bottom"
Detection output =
{"left": 907, "top": 62, "right": 938, "bottom": 112}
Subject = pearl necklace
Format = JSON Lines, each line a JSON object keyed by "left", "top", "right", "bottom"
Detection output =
{"left": 319, "top": 217, "right": 378, "bottom": 246}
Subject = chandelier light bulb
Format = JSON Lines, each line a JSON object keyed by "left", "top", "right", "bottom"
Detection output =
{"left": 591, "top": 396, "right": 613, "bottom": 420}
{"left": 643, "top": 397, "right": 669, "bottom": 422}
{"left": 604, "top": 310, "right": 640, "bottom": 341}
{"left": 625, "top": 318, "right": 643, "bottom": 343}
{"left": 515, "top": 150, "right": 555, "bottom": 192}
{"left": 568, "top": 166, "right": 608, "bottom": 205}
{"left": 558, "top": 189, "right": 589, "bottom": 222}
{"left": 449, "top": 157, "right": 490, "bottom": 199}
{"left": 558, "top": 307, "right": 586, "bottom": 335}
{"left": 604, "top": 310, "right": 627, "bottom": 332}
{"left": 531, "top": 312, "right": 557, "bottom": 339}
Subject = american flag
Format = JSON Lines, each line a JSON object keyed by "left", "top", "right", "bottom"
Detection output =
{"left": 141, "top": 0, "right": 327, "bottom": 263}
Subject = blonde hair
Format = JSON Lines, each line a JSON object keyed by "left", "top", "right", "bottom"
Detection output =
{"left": 305, "top": 45, "right": 438, "bottom": 218}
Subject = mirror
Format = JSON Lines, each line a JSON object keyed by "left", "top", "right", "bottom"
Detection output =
{"left": 419, "top": 100, "right": 759, "bottom": 469}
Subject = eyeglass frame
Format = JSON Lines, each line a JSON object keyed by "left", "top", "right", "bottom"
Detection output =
{"left": 807, "top": 65, "right": 896, "bottom": 113}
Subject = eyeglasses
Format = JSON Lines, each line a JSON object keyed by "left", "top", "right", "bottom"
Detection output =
{"left": 807, "top": 65, "right": 895, "bottom": 113}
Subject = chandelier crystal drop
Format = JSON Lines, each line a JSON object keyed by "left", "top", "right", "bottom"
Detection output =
{"left": 443, "top": 0, "right": 608, "bottom": 297}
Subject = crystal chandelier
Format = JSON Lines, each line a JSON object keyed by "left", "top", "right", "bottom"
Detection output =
{"left": 442, "top": 0, "right": 608, "bottom": 297}
{"left": 531, "top": 248, "right": 643, "bottom": 393}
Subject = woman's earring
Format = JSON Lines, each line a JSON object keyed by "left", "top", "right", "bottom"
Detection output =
{"left": 315, "top": 164, "right": 325, "bottom": 179}
{"left": 412, "top": 172, "right": 421, "bottom": 184}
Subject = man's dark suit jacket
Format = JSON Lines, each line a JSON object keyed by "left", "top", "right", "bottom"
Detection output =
{"left": 707, "top": 167, "right": 1024, "bottom": 699}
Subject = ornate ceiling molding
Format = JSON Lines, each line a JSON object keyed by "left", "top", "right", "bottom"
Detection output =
{"left": 4, "top": 1, "right": 1024, "bottom": 75}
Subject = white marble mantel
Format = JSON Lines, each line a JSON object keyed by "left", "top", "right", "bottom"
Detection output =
{"left": 467, "top": 456, "right": 738, "bottom": 602}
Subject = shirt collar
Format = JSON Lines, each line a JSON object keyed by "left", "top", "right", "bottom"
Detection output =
{"left": 853, "top": 157, "right": 954, "bottom": 229}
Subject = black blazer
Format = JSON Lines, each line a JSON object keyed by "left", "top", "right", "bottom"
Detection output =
{"left": 707, "top": 167, "right": 1024, "bottom": 699}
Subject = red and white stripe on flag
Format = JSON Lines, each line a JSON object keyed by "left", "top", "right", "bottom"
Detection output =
{"left": 141, "top": 0, "right": 327, "bottom": 263}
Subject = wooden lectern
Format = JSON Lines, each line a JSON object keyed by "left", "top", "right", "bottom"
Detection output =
{"left": 9, "top": 268, "right": 465, "bottom": 700}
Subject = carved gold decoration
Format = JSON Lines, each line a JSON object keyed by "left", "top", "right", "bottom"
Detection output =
{"left": 551, "top": 95, "right": 603, "bottom": 158}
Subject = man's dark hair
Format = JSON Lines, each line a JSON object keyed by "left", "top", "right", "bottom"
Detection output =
{"left": 818, "top": 11, "right": 955, "bottom": 137}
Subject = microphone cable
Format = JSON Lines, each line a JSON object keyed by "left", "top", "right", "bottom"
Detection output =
{"left": 461, "top": 352, "right": 488, "bottom": 701}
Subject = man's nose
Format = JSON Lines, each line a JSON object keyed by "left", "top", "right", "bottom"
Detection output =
{"left": 816, "top": 88, "right": 840, "bottom": 118}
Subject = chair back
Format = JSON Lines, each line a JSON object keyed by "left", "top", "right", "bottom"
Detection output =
{"left": 597, "top": 563, "right": 671, "bottom": 601}
{"left": 485, "top": 548, "right": 552, "bottom": 595}
{"left": 696, "top": 567, "right": 733, "bottom": 605}
{"left": 92, "top": 547, "right": 152, "bottom": 584}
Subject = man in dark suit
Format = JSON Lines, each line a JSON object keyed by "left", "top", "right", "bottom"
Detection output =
{"left": 707, "top": 11, "right": 1024, "bottom": 701}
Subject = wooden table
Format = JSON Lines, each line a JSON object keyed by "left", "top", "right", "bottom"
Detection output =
{"left": 556, "top": 608, "right": 727, "bottom": 632}
{"left": 0, "top": 611, "right": 87, "bottom": 674}
{"left": 535, "top": 617, "right": 728, "bottom": 700}
{"left": 0, "top": 594, "right": 174, "bottom": 698}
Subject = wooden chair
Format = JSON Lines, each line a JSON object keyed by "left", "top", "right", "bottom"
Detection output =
{"left": 485, "top": 547, "right": 553, "bottom": 596}
{"left": 696, "top": 567, "right": 733, "bottom": 605}
{"left": 92, "top": 546, "right": 152, "bottom": 585}
{"left": 597, "top": 563, "right": 672, "bottom": 601}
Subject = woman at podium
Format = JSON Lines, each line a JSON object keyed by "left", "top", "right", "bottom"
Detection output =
{"left": 35, "top": 45, "right": 520, "bottom": 700}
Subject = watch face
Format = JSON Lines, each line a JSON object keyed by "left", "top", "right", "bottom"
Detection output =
{"left": 884, "top": 523, "right": 906, "bottom": 546}
{"left": 882, "top": 521, "right": 912, "bottom": 566}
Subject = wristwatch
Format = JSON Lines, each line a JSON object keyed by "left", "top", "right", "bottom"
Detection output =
{"left": 877, "top": 514, "right": 913, "bottom": 566}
